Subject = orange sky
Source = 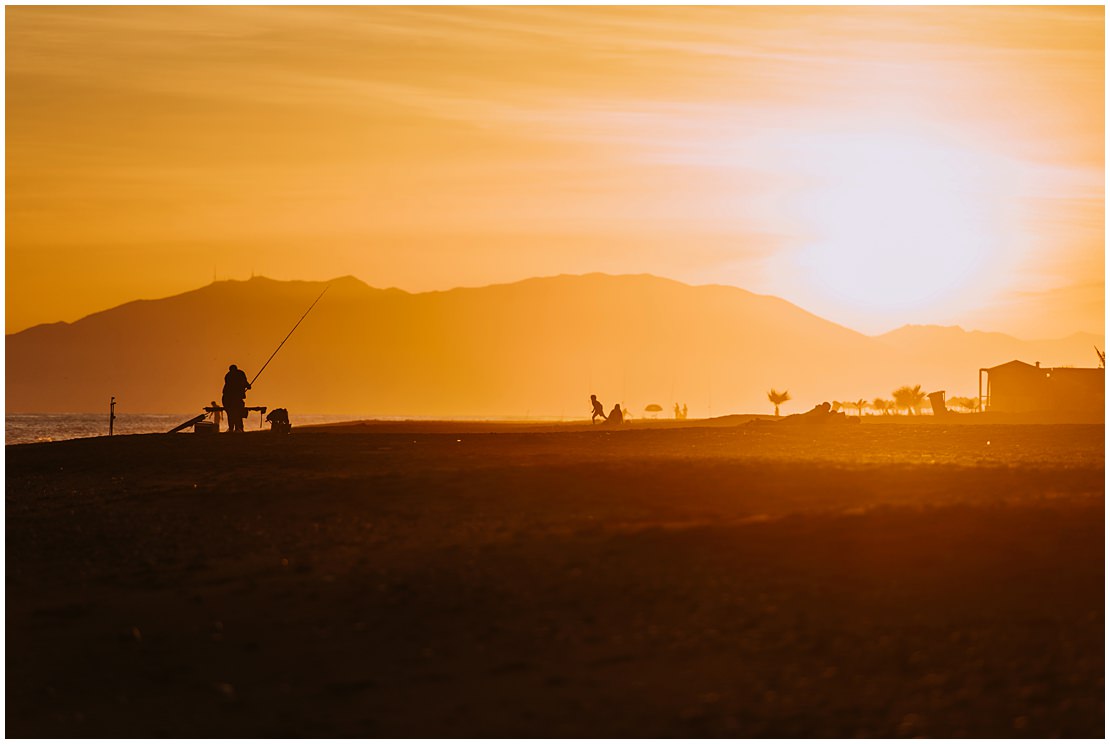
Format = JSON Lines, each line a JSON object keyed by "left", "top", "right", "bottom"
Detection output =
{"left": 6, "top": 6, "right": 1104, "bottom": 337}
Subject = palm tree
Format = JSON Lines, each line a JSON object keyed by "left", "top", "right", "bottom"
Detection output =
{"left": 945, "top": 396, "right": 967, "bottom": 412}
{"left": 850, "top": 398, "right": 867, "bottom": 416}
{"left": 871, "top": 398, "right": 894, "bottom": 415}
{"left": 767, "top": 388, "right": 791, "bottom": 417}
{"left": 947, "top": 396, "right": 981, "bottom": 413}
{"left": 892, "top": 384, "right": 927, "bottom": 415}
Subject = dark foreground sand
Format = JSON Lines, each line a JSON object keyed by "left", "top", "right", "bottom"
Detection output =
{"left": 6, "top": 421, "right": 1104, "bottom": 737}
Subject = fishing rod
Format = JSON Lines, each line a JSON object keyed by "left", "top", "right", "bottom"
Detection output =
{"left": 250, "top": 284, "right": 330, "bottom": 388}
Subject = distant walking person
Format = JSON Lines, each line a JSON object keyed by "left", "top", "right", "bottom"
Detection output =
{"left": 222, "top": 364, "right": 251, "bottom": 433}
{"left": 606, "top": 403, "right": 624, "bottom": 425}
{"left": 590, "top": 394, "right": 607, "bottom": 423}
{"left": 674, "top": 403, "right": 681, "bottom": 419}
{"left": 210, "top": 400, "right": 223, "bottom": 430}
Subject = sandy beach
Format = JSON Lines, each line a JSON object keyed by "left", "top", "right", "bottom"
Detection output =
{"left": 6, "top": 420, "right": 1104, "bottom": 737}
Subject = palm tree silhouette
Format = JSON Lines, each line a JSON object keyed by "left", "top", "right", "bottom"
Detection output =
{"left": 767, "top": 388, "right": 791, "bottom": 417}
{"left": 871, "top": 398, "right": 894, "bottom": 415}
{"left": 892, "top": 384, "right": 927, "bottom": 415}
{"left": 947, "top": 396, "right": 981, "bottom": 412}
{"left": 850, "top": 398, "right": 867, "bottom": 416}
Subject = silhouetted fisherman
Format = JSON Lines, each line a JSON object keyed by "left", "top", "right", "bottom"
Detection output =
{"left": 606, "top": 403, "right": 624, "bottom": 425}
{"left": 222, "top": 364, "right": 251, "bottom": 433}
{"left": 590, "top": 394, "right": 607, "bottom": 423}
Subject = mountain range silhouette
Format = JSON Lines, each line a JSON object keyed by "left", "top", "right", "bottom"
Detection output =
{"left": 6, "top": 274, "right": 1102, "bottom": 416}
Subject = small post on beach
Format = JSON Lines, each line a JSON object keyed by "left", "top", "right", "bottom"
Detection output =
{"left": 109, "top": 396, "right": 117, "bottom": 436}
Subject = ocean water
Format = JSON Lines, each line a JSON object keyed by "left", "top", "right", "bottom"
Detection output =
{"left": 5, "top": 412, "right": 362, "bottom": 445}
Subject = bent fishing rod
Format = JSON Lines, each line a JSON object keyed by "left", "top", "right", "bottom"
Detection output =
{"left": 249, "top": 284, "right": 330, "bottom": 388}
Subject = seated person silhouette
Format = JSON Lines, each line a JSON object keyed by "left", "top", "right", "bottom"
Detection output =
{"left": 776, "top": 401, "right": 828, "bottom": 424}
{"left": 606, "top": 403, "right": 624, "bottom": 425}
{"left": 780, "top": 400, "right": 857, "bottom": 425}
{"left": 590, "top": 394, "right": 607, "bottom": 423}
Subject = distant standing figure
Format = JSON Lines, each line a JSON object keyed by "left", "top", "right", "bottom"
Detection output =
{"left": 222, "top": 364, "right": 251, "bottom": 433}
{"left": 674, "top": 403, "right": 681, "bottom": 419}
{"left": 682, "top": 403, "right": 688, "bottom": 420}
{"left": 590, "top": 394, "right": 607, "bottom": 423}
{"left": 210, "top": 400, "right": 223, "bottom": 430}
{"left": 606, "top": 403, "right": 624, "bottom": 425}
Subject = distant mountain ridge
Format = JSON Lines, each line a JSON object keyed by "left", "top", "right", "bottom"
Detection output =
{"left": 877, "top": 324, "right": 1101, "bottom": 355}
{"left": 875, "top": 324, "right": 1104, "bottom": 391}
{"left": 6, "top": 274, "right": 1102, "bottom": 417}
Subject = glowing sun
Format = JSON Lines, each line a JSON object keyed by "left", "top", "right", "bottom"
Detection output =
{"left": 778, "top": 128, "right": 1013, "bottom": 326}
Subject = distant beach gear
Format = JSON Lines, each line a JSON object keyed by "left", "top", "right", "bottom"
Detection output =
{"left": 266, "top": 408, "right": 291, "bottom": 434}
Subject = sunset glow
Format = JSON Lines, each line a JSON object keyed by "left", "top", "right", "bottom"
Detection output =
{"left": 6, "top": 6, "right": 1104, "bottom": 337}
{"left": 6, "top": 10, "right": 1105, "bottom": 737}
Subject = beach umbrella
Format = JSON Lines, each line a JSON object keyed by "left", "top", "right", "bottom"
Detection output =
{"left": 644, "top": 403, "right": 663, "bottom": 418}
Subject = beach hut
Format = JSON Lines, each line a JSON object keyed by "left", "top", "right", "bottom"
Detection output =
{"left": 978, "top": 360, "right": 1104, "bottom": 420}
